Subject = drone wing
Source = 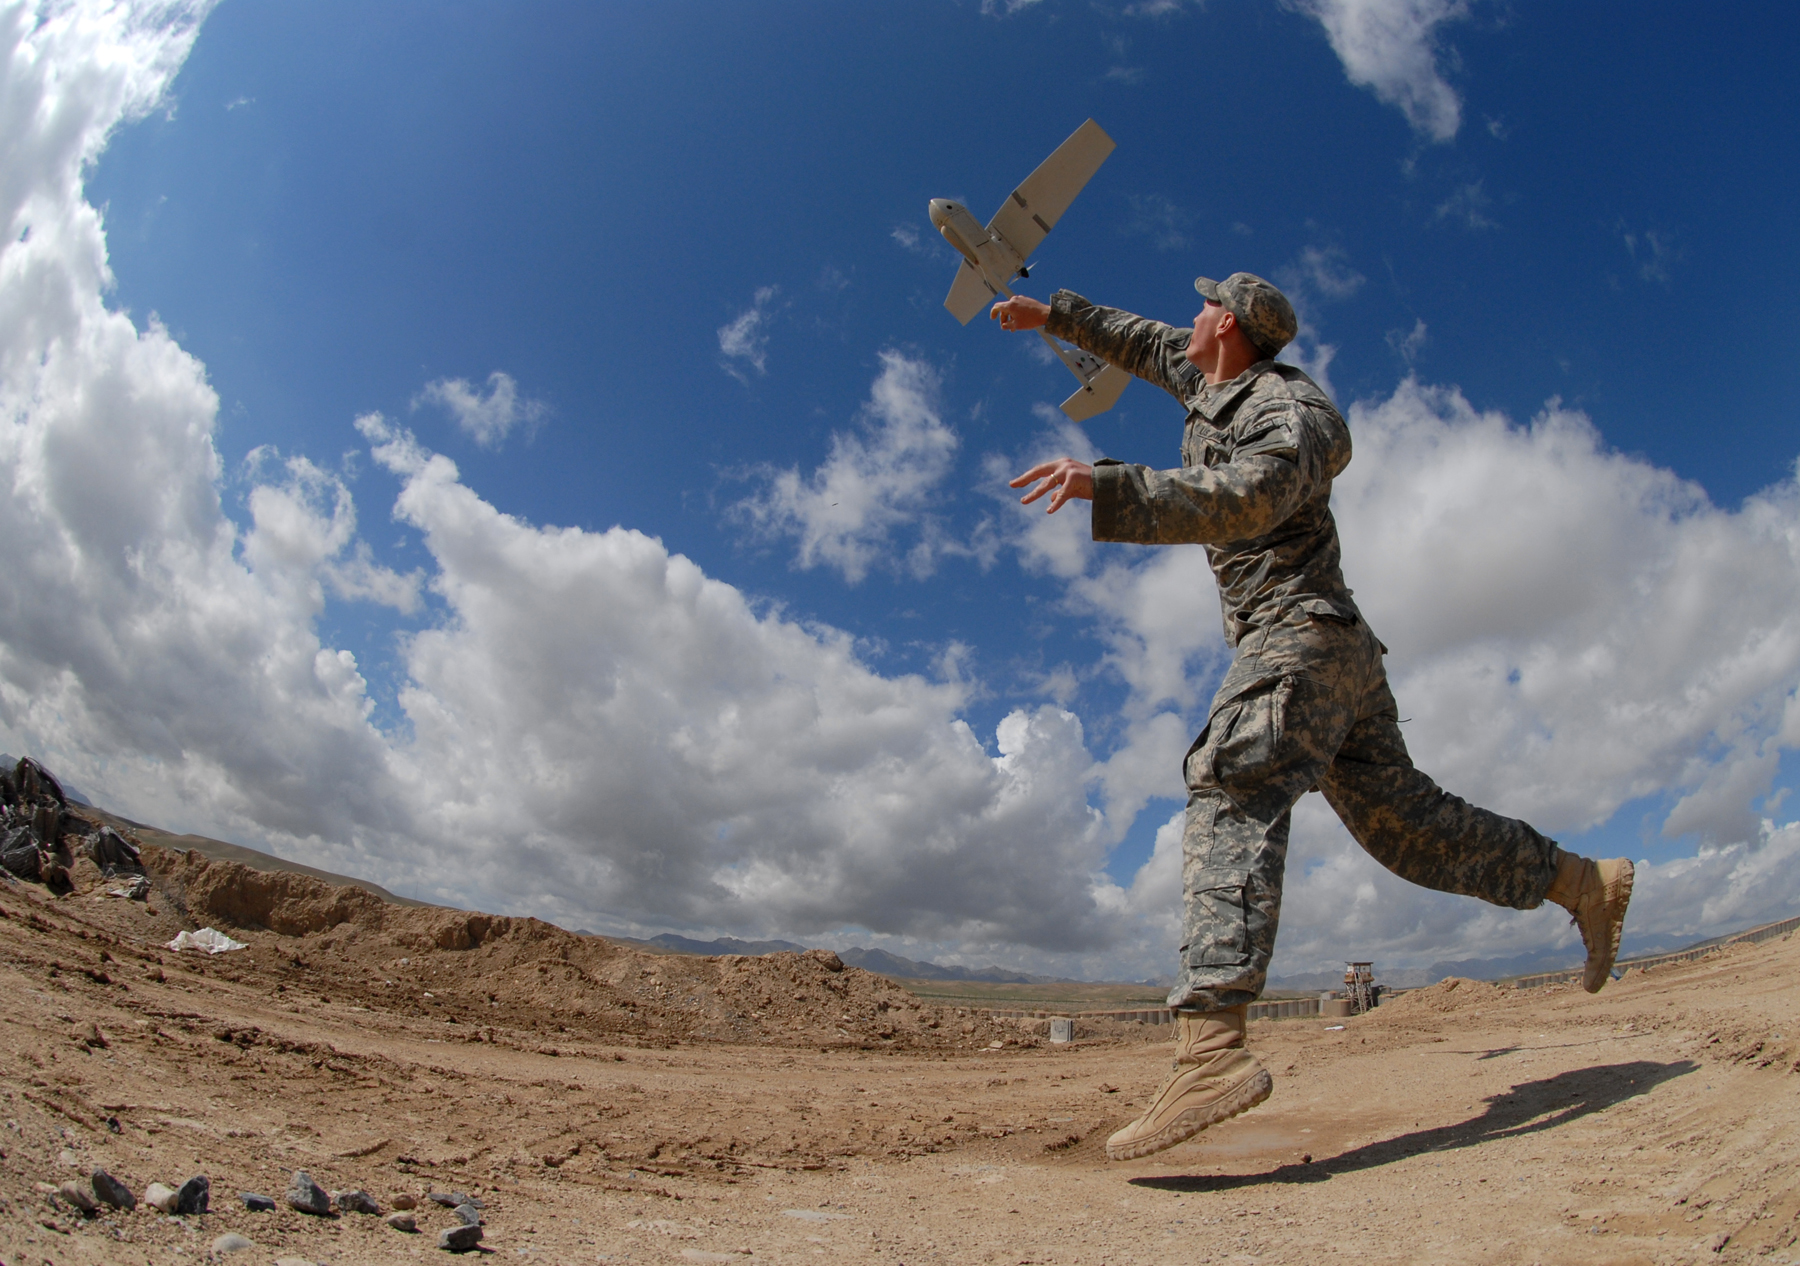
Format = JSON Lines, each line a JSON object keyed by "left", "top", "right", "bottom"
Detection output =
{"left": 985, "top": 119, "right": 1115, "bottom": 264}
{"left": 945, "top": 258, "right": 1000, "bottom": 325}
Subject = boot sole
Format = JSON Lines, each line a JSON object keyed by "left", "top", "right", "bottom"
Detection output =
{"left": 1104, "top": 1067, "right": 1273, "bottom": 1162}
{"left": 1583, "top": 859, "right": 1635, "bottom": 994}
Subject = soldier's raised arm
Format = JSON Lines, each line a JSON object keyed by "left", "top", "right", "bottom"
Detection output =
{"left": 1043, "top": 291, "right": 1193, "bottom": 400}
{"left": 991, "top": 292, "right": 1193, "bottom": 401}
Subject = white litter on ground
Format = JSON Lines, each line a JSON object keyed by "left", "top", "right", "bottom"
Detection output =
{"left": 166, "top": 927, "right": 248, "bottom": 954}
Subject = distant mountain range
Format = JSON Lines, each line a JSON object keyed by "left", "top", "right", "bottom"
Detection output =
{"left": 639, "top": 931, "right": 1609, "bottom": 992}
{"left": 641, "top": 933, "right": 810, "bottom": 958}
{"left": 838, "top": 946, "right": 1071, "bottom": 986}
{"left": 635, "top": 932, "right": 1080, "bottom": 985}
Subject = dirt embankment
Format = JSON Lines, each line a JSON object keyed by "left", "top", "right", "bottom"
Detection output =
{"left": 135, "top": 843, "right": 1075, "bottom": 1056}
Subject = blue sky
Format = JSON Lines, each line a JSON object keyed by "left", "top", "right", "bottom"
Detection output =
{"left": 4, "top": 0, "right": 1798, "bottom": 982}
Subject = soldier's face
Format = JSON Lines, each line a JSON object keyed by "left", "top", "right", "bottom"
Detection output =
{"left": 1186, "top": 299, "right": 1227, "bottom": 368}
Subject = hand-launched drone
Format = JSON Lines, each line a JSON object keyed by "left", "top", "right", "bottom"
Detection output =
{"left": 928, "top": 119, "right": 1127, "bottom": 422}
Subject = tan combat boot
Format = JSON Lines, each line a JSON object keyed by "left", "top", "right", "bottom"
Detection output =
{"left": 1104, "top": 1005, "right": 1271, "bottom": 1161}
{"left": 1545, "top": 850, "right": 1635, "bottom": 993}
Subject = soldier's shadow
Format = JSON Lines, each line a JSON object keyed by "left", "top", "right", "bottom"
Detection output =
{"left": 1128, "top": 1059, "right": 1696, "bottom": 1193}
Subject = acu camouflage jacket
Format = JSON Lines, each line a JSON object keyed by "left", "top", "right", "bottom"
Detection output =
{"left": 1045, "top": 289, "right": 1361, "bottom": 648}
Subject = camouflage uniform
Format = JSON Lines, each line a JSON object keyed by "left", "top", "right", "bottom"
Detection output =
{"left": 1045, "top": 289, "right": 1561, "bottom": 1011}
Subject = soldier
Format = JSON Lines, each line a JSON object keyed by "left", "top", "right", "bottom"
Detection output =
{"left": 992, "top": 276, "right": 1634, "bottom": 1162}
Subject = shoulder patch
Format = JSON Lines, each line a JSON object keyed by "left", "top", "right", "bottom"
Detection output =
{"left": 1234, "top": 414, "right": 1299, "bottom": 462}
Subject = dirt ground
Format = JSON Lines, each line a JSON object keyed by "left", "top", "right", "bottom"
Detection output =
{"left": 2, "top": 844, "right": 1799, "bottom": 1266}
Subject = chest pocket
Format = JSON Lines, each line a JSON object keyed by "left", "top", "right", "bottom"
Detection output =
{"left": 1183, "top": 419, "right": 1233, "bottom": 469}
{"left": 1234, "top": 417, "right": 1300, "bottom": 463}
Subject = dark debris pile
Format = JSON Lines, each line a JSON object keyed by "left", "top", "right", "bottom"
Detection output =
{"left": 0, "top": 757, "right": 140, "bottom": 891}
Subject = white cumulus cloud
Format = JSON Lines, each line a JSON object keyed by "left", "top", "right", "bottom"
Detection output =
{"left": 1283, "top": 243, "right": 1366, "bottom": 302}
{"left": 717, "top": 284, "right": 780, "bottom": 380}
{"left": 415, "top": 371, "right": 547, "bottom": 448}
{"left": 354, "top": 413, "right": 1109, "bottom": 947}
{"left": 732, "top": 351, "right": 992, "bottom": 583}
{"left": 1287, "top": 0, "right": 1471, "bottom": 142}
{"left": 1333, "top": 379, "right": 1800, "bottom": 847}
{"left": 0, "top": 0, "right": 400, "bottom": 850}
{"left": 241, "top": 451, "right": 422, "bottom": 614}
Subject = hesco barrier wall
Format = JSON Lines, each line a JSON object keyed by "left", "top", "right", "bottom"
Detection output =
{"left": 986, "top": 996, "right": 1325, "bottom": 1026}
{"left": 1509, "top": 911, "right": 1800, "bottom": 991}
{"left": 981, "top": 911, "right": 1800, "bottom": 1029}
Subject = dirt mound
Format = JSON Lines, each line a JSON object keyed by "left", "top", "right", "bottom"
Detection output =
{"left": 134, "top": 843, "right": 1045, "bottom": 1055}
{"left": 150, "top": 844, "right": 392, "bottom": 936}
{"left": 1377, "top": 975, "right": 1507, "bottom": 1015}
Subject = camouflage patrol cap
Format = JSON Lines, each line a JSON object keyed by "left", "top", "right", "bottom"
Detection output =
{"left": 1194, "top": 273, "right": 1297, "bottom": 359}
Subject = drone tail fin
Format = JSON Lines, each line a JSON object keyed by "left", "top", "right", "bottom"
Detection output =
{"left": 1059, "top": 363, "right": 1129, "bottom": 422}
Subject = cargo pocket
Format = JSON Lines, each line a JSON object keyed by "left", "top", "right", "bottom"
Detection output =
{"left": 1299, "top": 597, "right": 1356, "bottom": 625}
{"left": 1183, "top": 699, "right": 1242, "bottom": 791}
{"left": 1206, "top": 677, "right": 1292, "bottom": 793}
{"left": 1180, "top": 867, "right": 1253, "bottom": 969}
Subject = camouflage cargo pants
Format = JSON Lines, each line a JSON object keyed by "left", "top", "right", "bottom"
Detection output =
{"left": 1168, "top": 601, "right": 1561, "bottom": 1012}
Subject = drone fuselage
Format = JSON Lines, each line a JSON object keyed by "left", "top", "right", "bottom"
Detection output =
{"left": 928, "top": 199, "right": 1027, "bottom": 291}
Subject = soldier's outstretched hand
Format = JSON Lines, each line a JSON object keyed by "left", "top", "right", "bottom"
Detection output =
{"left": 990, "top": 295, "right": 1050, "bottom": 332}
{"left": 1011, "top": 458, "right": 1093, "bottom": 514}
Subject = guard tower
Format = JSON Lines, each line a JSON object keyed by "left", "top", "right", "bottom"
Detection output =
{"left": 1343, "top": 962, "right": 1379, "bottom": 1014}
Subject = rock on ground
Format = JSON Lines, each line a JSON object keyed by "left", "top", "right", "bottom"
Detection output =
{"left": 334, "top": 1188, "right": 380, "bottom": 1214}
{"left": 56, "top": 1180, "right": 96, "bottom": 1214}
{"left": 285, "top": 1170, "right": 333, "bottom": 1216}
{"left": 90, "top": 1168, "right": 135, "bottom": 1210}
{"left": 438, "top": 1223, "right": 483, "bottom": 1251}
{"left": 174, "top": 1173, "right": 209, "bottom": 1214}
